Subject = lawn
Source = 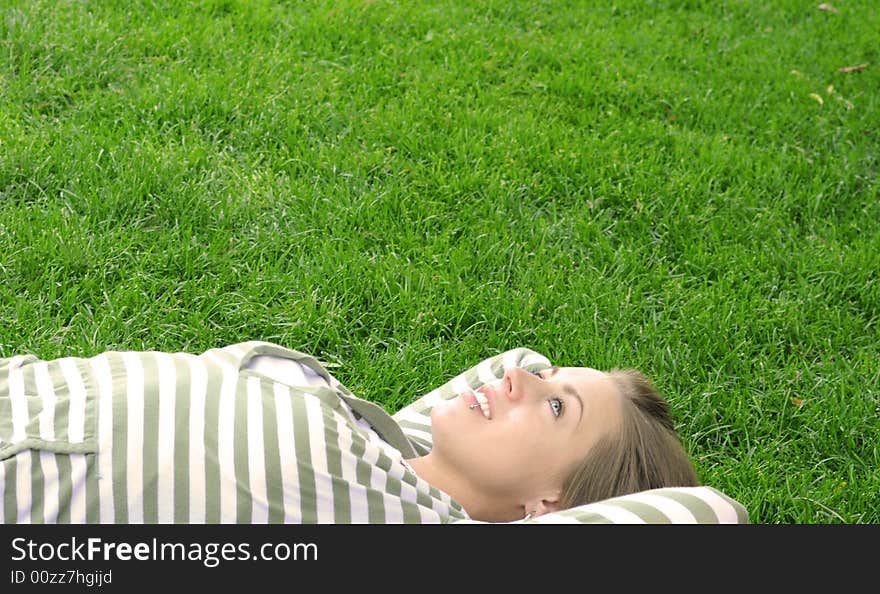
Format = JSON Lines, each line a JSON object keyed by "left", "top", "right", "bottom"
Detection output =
{"left": 1, "top": 0, "right": 877, "bottom": 523}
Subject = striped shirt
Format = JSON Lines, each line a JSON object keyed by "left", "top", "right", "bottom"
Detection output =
{"left": 0, "top": 341, "right": 468, "bottom": 524}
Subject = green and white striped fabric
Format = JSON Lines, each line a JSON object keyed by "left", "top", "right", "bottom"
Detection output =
{"left": 452, "top": 486, "right": 749, "bottom": 524}
{"left": 0, "top": 341, "right": 467, "bottom": 524}
{"left": 392, "top": 347, "right": 750, "bottom": 524}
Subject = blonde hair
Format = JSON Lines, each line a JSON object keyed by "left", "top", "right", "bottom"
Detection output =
{"left": 558, "top": 368, "right": 699, "bottom": 509}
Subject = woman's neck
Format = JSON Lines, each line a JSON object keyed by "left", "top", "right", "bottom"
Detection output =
{"left": 404, "top": 454, "right": 518, "bottom": 522}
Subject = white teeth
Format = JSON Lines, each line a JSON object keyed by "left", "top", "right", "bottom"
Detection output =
{"left": 475, "top": 392, "right": 491, "bottom": 419}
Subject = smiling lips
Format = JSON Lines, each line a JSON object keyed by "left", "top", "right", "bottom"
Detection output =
{"left": 469, "top": 379, "right": 504, "bottom": 420}
{"left": 473, "top": 390, "right": 491, "bottom": 419}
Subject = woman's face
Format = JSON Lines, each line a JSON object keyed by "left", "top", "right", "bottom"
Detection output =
{"left": 430, "top": 365, "right": 623, "bottom": 503}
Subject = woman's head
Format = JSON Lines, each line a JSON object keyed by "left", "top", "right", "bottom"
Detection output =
{"left": 422, "top": 364, "right": 698, "bottom": 522}
{"left": 558, "top": 368, "right": 700, "bottom": 510}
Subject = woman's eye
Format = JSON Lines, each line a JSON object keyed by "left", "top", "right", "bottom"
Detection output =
{"left": 530, "top": 369, "right": 543, "bottom": 378}
{"left": 549, "top": 398, "right": 564, "bottom": 418}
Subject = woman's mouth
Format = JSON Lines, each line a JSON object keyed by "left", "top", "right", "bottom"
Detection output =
{"left": 464, "top": 386, "right": 493, "bottom": 420}
{"left": 474, "top": 379, "right": 503, "bottom": 420}
{"left": 472, "top": 390, "right": 491, "bottom": 419}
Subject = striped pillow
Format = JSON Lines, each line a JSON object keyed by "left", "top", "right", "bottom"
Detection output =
{"left": 392, "top": 348, "right": 749, "bottom": 524}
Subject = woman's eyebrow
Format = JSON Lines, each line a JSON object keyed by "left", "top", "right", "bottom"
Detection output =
{"left": 547, "top": 366, "right": 584, "bottom": 424}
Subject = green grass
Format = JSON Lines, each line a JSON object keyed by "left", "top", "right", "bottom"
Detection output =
{"left": 1, "top": 0, "right": 877, "bottom": 523}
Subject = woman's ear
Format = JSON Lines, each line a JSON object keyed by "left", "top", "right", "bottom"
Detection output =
{"left": 524, "top": 492, "right": 561, "bottom": 518}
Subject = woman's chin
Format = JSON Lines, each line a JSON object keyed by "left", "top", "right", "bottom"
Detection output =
{"left": 430, "top": 397, "right": 474, "bottom": 441}
{"left": 430, "top": 397, "right": 458, "bottom": 424}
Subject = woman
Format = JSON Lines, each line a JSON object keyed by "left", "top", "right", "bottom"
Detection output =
{"left": 0, "top": 341, "right": 697, "bottom": 524}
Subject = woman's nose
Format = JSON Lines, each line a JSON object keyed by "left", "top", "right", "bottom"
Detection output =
{"left": 503, "top": 368, "right": 533, "bottom": 403}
